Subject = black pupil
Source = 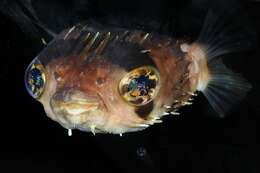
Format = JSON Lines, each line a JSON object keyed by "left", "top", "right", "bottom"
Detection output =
{"left": 30, "top": 68, "right": 43, "bottom": 92}
{"left": 128, "top": 75, "right": 155, "bottom": 96}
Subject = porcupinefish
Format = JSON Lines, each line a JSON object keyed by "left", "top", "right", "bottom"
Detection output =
{"left": 24, "top": 10, "right": 254, "bottom": 136}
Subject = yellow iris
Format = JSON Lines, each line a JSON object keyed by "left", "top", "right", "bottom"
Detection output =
{"left": 119, "top": 66, "right": 160, "bottom": 106}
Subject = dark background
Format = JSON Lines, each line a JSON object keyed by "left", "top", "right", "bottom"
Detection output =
{"left": 0, "top": 0, "right": 258, "bottom": 173}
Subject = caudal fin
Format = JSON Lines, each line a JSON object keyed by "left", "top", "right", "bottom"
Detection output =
{"left": 189, "top": 3, "right": 256, "bottom": 117}
{"left": 202, "top": 59, "right": 251, "bottom": 117}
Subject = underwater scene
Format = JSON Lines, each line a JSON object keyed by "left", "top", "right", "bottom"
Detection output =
{"left": 0, "top": 0, "right": 258, "bottom": 172}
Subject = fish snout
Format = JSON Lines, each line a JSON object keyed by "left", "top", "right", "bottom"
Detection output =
{"left": 50, "top": 89, "right": 100, "bottom": 117}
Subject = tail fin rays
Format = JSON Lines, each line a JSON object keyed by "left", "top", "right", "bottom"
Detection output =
{"left": 202, "top": 59, "right": 251, "bottom": 117}
{"left": 193, "top": 4, "right": 256, "bottom": 117}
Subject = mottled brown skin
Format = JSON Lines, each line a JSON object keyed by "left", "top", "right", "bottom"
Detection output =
{"left": 35, "top": 25, "right": 196, "bottom": 134}
{"left": 42, "top": 56, "right": 148, "bottom": 133}
{"left": 146, "top": 41, "right": 192, "bottom": 110}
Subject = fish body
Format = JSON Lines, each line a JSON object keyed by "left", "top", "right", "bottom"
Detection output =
{"left": 22, "top": 6, "right": 255, "bottom": 135}
{"left": 25, "top": 24, "right": 195, "bottom": 134}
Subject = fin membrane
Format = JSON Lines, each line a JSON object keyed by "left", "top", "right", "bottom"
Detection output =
{"left": 197, "top": 4, "right": 257, "bottom": 61}
{"left": 202, "top": 59, "right": 251, "bottom": 117}
{"left": 196, "top": 2, "right": 256, "bottom": 117}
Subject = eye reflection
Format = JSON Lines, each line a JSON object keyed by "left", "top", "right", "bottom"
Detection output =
{"left": 119, "top": 66, "right": 160, "bottom": 106}
{"left": 24, "top": 58, "right": 46, "bottom": 99}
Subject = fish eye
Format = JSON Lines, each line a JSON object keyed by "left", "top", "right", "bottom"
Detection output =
{"left": 119, "top": 66, "right": 160, "bottom": 106}
{"left": 24, "top": 58, "right": 46, "bottom": 99}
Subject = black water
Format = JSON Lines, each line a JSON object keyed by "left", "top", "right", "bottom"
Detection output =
{"left": 0, "top": 0, "right": 258, "bottom": 173}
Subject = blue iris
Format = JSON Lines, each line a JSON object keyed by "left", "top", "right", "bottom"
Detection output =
{"left": 24, "top": 59, "right": 45, "bottom": 98}
{"left": 30, "top": 68, "right": 44, "bottom": 89}
{"left": 128, "top": 75, "right": 154, "bottom": 96}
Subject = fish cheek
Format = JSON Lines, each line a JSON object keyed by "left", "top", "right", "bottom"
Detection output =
{"left": 134, "top": 101, "right": 154, "bottom": 119}
{"left": 38, "top": 66, "right": 60, "bottom": 121}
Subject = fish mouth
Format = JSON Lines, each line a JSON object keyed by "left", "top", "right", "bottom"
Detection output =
{"left": 52, "top": 100, "right": 99, "bottom": 116}
{"left": 49, "top": 90, "right": 103, "bottom": 127}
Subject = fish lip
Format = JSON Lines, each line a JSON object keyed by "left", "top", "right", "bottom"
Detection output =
{"left": 57, "top": 100, "right": 99, "bottom": 114}
{"left": 50, "top": 89, "right": 101, "bottom": 117}
{"left": 49, "top": 97, "right": 102, "bottom": 130}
